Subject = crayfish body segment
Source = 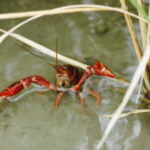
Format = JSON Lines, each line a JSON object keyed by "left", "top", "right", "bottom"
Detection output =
{"left": 0, "top": 61, "right": 115, "bottom": 108}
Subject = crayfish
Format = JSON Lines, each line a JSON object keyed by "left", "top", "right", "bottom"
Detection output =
{"left": 0, "top": 60, "right": 115, "bottom": 109}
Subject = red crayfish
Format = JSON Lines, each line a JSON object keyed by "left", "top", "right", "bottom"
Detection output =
{"left": 0, "top": 59, "right": 115, "bottom": 109}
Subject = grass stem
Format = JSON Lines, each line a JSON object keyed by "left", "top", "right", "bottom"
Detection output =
{"left": 120, "top": 0, "right": 150, "bottom": 91}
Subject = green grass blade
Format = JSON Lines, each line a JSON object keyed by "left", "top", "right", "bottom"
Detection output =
{"left": 129, "top": 0, "right": 149, "bottom": 21}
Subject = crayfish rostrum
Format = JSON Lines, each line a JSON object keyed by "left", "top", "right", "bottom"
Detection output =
{"left": 0, "top": 60, "right": 115, "bottom": 109}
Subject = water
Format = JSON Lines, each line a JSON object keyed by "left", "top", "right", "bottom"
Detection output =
{"left": 0, "top": 0, "right": 150, "bottom": 150}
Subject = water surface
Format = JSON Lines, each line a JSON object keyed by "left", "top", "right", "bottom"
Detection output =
{"left": 0, "top": 0, "right": 149, "bottom": 150}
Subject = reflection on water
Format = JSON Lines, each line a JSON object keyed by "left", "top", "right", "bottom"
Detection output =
{"left": 0, "top": 0, "right": 149, "bottom": 150}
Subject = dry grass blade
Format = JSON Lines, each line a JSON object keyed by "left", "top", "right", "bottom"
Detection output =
{"left": 137, "top": 0, "right": 148, "bottom": 50}
{"left": 120, "top": 0, "right": 142, "bottom": 61}
{"left": 0, "top": 28, "right": 88, "bottom": 70}
{"left": 0, "top": 4, "right": 148, "bottom": 44}
{"left": 96, "top": 43, "right": 150, "bottom": 149}
{"left": 97, "top": 2, "right": 150, "bottom": 149}
{"left": 0, "top": 28, "right": 130, "bottom": 86}
{"left": 104, "top": 109, "right": 150, "bottom": 119}
{"left": 120, "top": 0, "right": 150, "bottom": 91}
{"left": 0, "top": 4, "right": 147, "bottom": 21}
{"left": 137, "top": 0, "right": 150, "bottom": 93}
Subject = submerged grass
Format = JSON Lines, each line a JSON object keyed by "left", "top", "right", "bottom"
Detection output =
{"left": 104, "top": 108, "right": 150, "bottom": 119}
{"left": 0, "top": 2, "right": 150, "bottom": 150}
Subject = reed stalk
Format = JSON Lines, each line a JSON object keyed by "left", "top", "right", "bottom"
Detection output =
{"left": 0, "top": 4, "right": 147, "bottom": 21}
{"left": 137, "top": 0, "right": 150, "bottom": 91}
{"left": 119, "top": 0, "right": 150, "bottom": 91}
{"left": 137, "top": 0, "right": 148, "bottom": 50}
{"left": 104, "top": 109, "right": 150, "bottom": 119}
{"left": 0, "top": 28, "right": 130, "bottom": 87}
{"left": 0, "top": 28, "right": 88, "bottom": 70}
{"left": 0, "top": 5, "right": 148, "bottom": 44}
{"left": 97, "top": 41, "right": 150, "bottom": 150}
{"left": 96, "top": 1, "right": 150, "bottom": 149}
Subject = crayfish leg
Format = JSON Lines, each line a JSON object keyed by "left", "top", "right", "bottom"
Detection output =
{"left": 78, "top": 92, "right": 86, "bottom": 107}
{"left": 54, "top": 92, "right": 65, "bottom": 110}
{"left": 86, "top": 89, "right": 101, "bottom": 105}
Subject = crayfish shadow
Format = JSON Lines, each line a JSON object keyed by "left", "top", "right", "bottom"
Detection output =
{"left": 0, "top": 100, "right": 13, "bottom": 113}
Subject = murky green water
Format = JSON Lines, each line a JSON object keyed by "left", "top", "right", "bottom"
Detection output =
{"left": 0, "top": 0, "right": 150, "bottom": 150}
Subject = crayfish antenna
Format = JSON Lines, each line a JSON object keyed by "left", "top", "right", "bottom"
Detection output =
{"left": 55, "top": 39, "right": 59, "bottom": 90}
{"left": 17, "top": 43, "right": 56, "bottom": 67}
